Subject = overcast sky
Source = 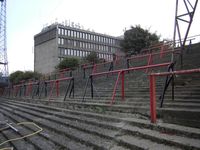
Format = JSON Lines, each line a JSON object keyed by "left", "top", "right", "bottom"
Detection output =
{"left": 7, "top": 0, "right": 200, "bottom": 73}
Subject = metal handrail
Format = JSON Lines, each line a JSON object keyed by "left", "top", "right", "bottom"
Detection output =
{"left": 63, "top": 78, "right": 74, "bottom": 101}
{"left": 149, "top": 68, "right": 200, "bottom": 123}
{"left": 82, "top": 62, "right": 171, "bottom": 104}
{"left": 159, "top": 62, "right": 175, "bottom": 108}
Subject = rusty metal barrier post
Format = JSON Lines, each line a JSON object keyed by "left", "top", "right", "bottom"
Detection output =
{"left": 111, "top": 71, "right": 122, "bottom": 105}
{"left": 121, "top": 71, "right": 125, "bottom": 101}
{"left": 149, "top": 75, "right": 157, "bottom": 123}
{"left": 90, "top": 75, "right": 94, "bottom": 99}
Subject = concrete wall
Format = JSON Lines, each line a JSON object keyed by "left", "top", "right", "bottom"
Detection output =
{"left": 34, "top": 38, "right": 58, "bottom": 74}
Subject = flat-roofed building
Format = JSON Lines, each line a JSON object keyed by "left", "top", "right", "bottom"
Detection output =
{"left": 34, "top": 23, "right": 122, "bottom": 74}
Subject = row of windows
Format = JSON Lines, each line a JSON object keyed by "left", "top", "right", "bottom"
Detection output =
{"left": 58, "top": 38, "right": 117, "bottom": 53}
{"left": 59, "top": 48, "right": 113, "bottom": 61}
{"left": 58, "top": 27, "right": 117, "bottom": 45}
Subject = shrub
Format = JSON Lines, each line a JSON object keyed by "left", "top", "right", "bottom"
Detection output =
{"left": 56, "top": 57, "right": 79, "bottom": 70}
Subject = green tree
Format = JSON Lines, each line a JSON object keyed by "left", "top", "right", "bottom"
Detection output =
{"left": 56, "top": 57, "right": 79, "bottom": 70}
{"left": 85, "top": 51, "right": 99, "bottom": 63}
{"left": 9, "top": 71, "right": 41, "bottom": 84}
{"left": 9, "top": 71, "right": 24, "bottom": 84}
{"left": 23, "top": 71, "right": 41, "bottom": 81}
{"left": 120, "top": 25, "right": 160, "bottom": 55}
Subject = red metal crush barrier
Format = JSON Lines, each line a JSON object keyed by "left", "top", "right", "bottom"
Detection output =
{"left": 111, "top": 71, "right": 122, "bottom": 104}
{"left": 43, "top": 68, "right": 71, "bottom": 80}
{"left": 45, "top": 77, "right": 74, "bottom": 100}
{"left": 127, "top": 48, "right": 180, "bottom": 67}
{"left": 91, "top": 62, "right": 171, "bottom": 104}
{"left": 7, "top": 76, "right": 74, "bottom": 100}
{"left": 149, "top": 68, "right": 200, "bottom": 123}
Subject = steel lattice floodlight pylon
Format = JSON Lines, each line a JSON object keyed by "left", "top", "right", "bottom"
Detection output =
{"left": 0, "top": 0, "right": 8, "bottom": 78}
{"left": 172, "top": 0, "right": 198, "bottom": 65}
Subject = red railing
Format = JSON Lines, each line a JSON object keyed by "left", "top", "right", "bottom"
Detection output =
{"left": 127, "top": 48, "right": 180, "bottom": 63}
{"left": 57, "top": 68, "right": 71, "bottom": 78}
{"left": 83, "top": 61, "right": 112, "bottom": 72}
{"left": 40, "top": 77, "right": 74, "bottom": 100}
{"left": 82, "top": 55, "right": 125, "bottom": 77}
{"left": 140, "top": 41, "right": 171, "bottom": 55}
{"left": 43, "top": 77, "right": 74, "bottom": 100}
{"left": 43, "top": 67, "right": 72, "bottom": 80}
{"left": 88, "top": 62, "right": 171, "bottom": 104}
{"left": 149, "top": 68, "right": 200, "bottom": 123}
{"left": 12, "top": 81, "right": 38, "bottom": 97}
{"left": 82, "top": 61, "right": 115, "bottom": 78}
{"left": 126, "top": 48, "right": 180, "bottom": 73}
{"left": 8, "top": 77, "right": 74, "bottom": 100}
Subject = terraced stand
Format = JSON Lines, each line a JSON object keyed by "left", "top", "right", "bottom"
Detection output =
{"left": 0, "top": 99, "right": 200, "bottom": 150}
{"left": 1, "top": 43, "right": 200, "bottom": 149}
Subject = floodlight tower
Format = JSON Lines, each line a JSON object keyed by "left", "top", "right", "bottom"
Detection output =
{"left": 0, "top": 0, "right": 8, "bottom": 77}
{"left": 172, "top": 0, "right": 198, "bottom": 66}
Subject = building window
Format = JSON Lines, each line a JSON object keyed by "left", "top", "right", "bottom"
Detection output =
{"left": 101, "top": 45, "right": 103, "bottom": 51}
{"left": 61, "top": 29, "right": 64, "bottom": 35}
{"left": 91, "top": 34, "right": 93, "bottom": 41}
{"left": 71, "top": 49, "right": 74, "bottom": 56}
{"left": 67, "top": 49, "right": 70, "bottom": 55}
{"left": 108, "top": 46, "right": 111, "bottom": 52}
{"left": 61, "top": 38, "right": 64, "bottom": 45}
{"left": 60, "top": 48, "right": 62, "bottom": 55}
{"left": 58, "top": 38, "right": 61, "bottom": 44}
{"left": 58, "top": 28, "right": 61, "bottom": 35}
{"left": 77, "top": 50, "right": 79, "bottom": 57}
{"left": 73, "top": 50, "right": 76, "bottom": 56}
{"left": 58, "top": 38, "right": 64, "bottom": 45}
{"left": 100, "top": 36, "right": 103, "bottom": 42}
{"left": 97, "top": 36, "right": 99, "bottom": 42}
{"left": 80, "top": 42, "right": 82, "bottom": 48}
{"left": 67, "top": 30, "right": 70, "bottom": 36}
{"left": 110, "top": 55, "right": 113, "bottom": 60}
{"left": 77, "top": 41, "right": 80, "bottom": 48}
{"left": 74, "top": 41, "right": 76, "bottom": 47}
{"left": 65, "top": 29, "right": 67, "bottom": 36}
{"left": 80, "top": 32, "right": 82, "bottom": 38}
{"left": 71, "top": 31, "right": 74, "bottom": 37}
{"left": 77, "top": 32, "right": 79, "bottom": 38}
{"left": 83, "top": 42, "right": 85, "bottom": 49}
{"left": 85, "top": 43, "right": 87, "bottom": 49}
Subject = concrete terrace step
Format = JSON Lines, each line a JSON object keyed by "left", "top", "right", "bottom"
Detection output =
{"left": 0, "top": 99, "right": 200, "bottom": 150}
{"left": 15, "top": 95, "right": 200, "bottom": 110}
{"left": 0, "top": 108, "right": 94, "bottom": 150}
{"left": 52, "top": 97, "right": 200, "bottom": 109}
{"left": 0, "top": 102, "right": 174, "bottom": 150}
{"left": 3, "top": 97, "right": 200, "bottom": 128}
